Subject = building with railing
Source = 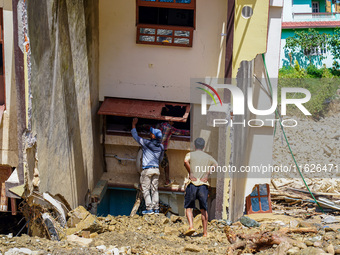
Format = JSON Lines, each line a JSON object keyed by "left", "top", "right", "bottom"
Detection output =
{"left": 281, "top": 0, "right": 340, "bottom": 68}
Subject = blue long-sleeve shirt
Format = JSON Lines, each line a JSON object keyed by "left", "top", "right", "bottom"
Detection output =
{"left": 131, "top": 128, "right": 164, "bottom": 169}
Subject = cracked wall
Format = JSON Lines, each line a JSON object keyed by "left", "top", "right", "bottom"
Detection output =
{"left": 26, "top": 0, "right": 103, "bottom": 208}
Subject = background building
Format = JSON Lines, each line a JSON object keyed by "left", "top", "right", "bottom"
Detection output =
{"left": 281, "top": 0, "right": 340, "bottom": 68}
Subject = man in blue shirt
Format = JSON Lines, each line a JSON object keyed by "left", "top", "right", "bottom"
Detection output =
{"left": 131, "top": 118, "right": 164, "bottom": 215}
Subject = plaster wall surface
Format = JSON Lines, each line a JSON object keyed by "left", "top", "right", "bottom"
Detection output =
{"left": 27, "top": 0, "right": 103, "bottom": 208}
{"left": 0, "top": 0, "right": 18, "bottom": 167}
{"left": 98, "top": 0, "right": 227, "bottom": 103}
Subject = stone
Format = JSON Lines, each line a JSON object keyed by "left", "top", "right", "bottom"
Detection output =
{"left": 65, "top": 227, "right": 78, "bottom": 236}
{"left": 298, "top": 247, "right": 328, "bottom": 255}
{"left": 293, "top": 241, "right": 307, "bottom": 250}
{"left": 31, "top": 251, "right": 44, "bottom": 255}
{"left": 239, "top": 216, "right": 260, "bottom": 228}
{"left": 184, "top": 244, "right": 201, "bottom": 252}
{"left": 5, "top": 248, "right": 32, "bottom": 255}
{"left": 67, "top": 234, "right": 93, "bottom": 247}
{"left": 304, "top": 240, "right": 314, "bottom": 246}
{"left": 82, "top": 231, "right": 90, "bottom": 238}
{"left": 162, "top": 218, "right": 170, "bottom": 224}
{"left": 96, "top": 245, "right": 107, "bottom": 251}
{"left": 326, "top": 244, "right": 335, "bottom": 255}
{"left": 164, "top": 226, "right": 178, "bottom": 236}
{"left": 76, "top": 214, "right": 103, "bottom": 233}
{"left": 90, "top": 232, "right": 99, "bottom": 238}
{"left": 67, "top": 206, "right": 90, "bottom": 228}
{"left": 287, "top": 247, "right": 300, "bottom": 255}
{"left": 313, "top": 241, "right": 322, "bottom": 247}
{"left": 193, "top": 214, "right": 202, "bottom": 230}
{"left": 276, "top": 242, "right": 292, "bottom": 255}
{"left": 289, "top": 220, "right": 300, "bottom": 228}
{"left": 170, "top": 215, "right": 181, "bottom": 223}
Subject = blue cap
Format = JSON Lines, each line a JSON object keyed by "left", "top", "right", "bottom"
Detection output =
{"left": 150, "top": 127, "right": 162, "bottom": 140}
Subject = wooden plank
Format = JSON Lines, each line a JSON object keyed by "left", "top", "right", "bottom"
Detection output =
{"left": 10, "top": 198, "right": 16, "bottom": 215}
{"left": 91, "top": 180, "right": 108, "bottom": 203}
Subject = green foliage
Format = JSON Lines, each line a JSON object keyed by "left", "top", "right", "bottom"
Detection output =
{"left": 278, "top": 66, "right": 339, "bottom": 117}
{"left": 328, "top": 28, "right": 340, "bottom": 68}
{"left": 284, "top": 28, "right": 328, "bottom": 65}
{"left": 306, "top": 65, "right": 323, "bottom": 78}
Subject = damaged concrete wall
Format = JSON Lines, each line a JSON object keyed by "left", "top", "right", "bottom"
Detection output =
{"left": 26, "top": 0, "right": 103, "bottom": 208}
{"left": 0, "top": 0, "right": 18, "bottom": 167}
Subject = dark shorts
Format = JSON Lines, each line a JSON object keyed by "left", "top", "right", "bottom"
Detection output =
{"left": 160, "top": 151, "right": 169, "bottom": 169}
{"left": 184, "top": 183, "right": 209, "bottom": 211}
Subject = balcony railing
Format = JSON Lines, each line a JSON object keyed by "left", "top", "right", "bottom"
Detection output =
{"left": 292, "top": 12, "right": 338, "bottom": 21}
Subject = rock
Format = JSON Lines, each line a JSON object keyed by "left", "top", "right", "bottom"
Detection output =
{"left": 239, "top": 216, "right": 260, "bottom": 228}
{"left": 5, "top": 248, "right": 32, "bottom": 255}
{"left": 293, "top": 241, "right": 307, "bottom": 250}
{"left": 304, "top": 240, "right": 314, "bottom": 246}
{"left": 313, "top": 241, "right": 322, "bottom": 247}
{"left": 67, "top": 234, "right": 93, "bottom": 247}
{"left": 289, "top": 220, "right": 300, "bottom": 228}
{"left": 276, "top": 242, "right": 292, "bottom": 255}
{"left": 118, "top": 246, "right": 131, "bottom": 254}
{"left": 162, "top": 218, "right": 170, "bottom": 224}
{"left": 297, "top": 247, "right": 328, "bottom": 255}
{"left": 67, "top": 206, "right": 90, "bottom": 228}
{"left": 76, "top": 213, "right": 103, "bottom": 233}
{"left": 170, "top": 215, "right": 181, "bottom": 223}
{"left": 193, "top": 214, "right": 202, "bottom": 230}
{"left": 164, "top": 226, "right": 179, "bottom": 236}
{"left": 326, "top": 244, "right": 335, "bottom": 255}
{"left": 31, "top": 251, "right": 44, "bottom": 255}
{"left": 90, "top": 232, "right": 99, "bottom": 238}
{"left": 96, "top": 245, "right": 107, "bottom": 251}
{"left": 184, "top": 244, "right": 201, "bottom": 252}
{"left": 322, "top": 215, "right": 339, "bottom": 224}
{"left": 309, "top": 236, "right": 322, "bottom": 242}
{"left": 287, "top": 247, "right": 300, "bottom": 255}
{"left": 65, "top": 227, "right": 78, "bottom": 236}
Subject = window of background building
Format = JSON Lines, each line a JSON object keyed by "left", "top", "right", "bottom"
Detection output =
{"left": 136, "top": 0, "right": 195, "bottom": 47}
{"left": 312, "top": 1, "right": 320, "bottom": 13}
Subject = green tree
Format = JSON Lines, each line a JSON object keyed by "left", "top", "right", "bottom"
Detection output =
{"left": 328, "top": 27, "right": 340, "bottom": 68}
{"left": 284, "top": 28, "right": 328, "bottom": 66}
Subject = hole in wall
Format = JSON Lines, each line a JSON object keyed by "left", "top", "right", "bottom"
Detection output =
{"left": 241, "top": 6, "right": 253, "bottom": 19}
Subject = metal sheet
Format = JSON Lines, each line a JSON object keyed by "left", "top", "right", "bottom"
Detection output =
{"left": 98, "top": 97, "right": 190, "bottom": 122}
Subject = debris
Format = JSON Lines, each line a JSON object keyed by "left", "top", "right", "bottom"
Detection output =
{"left": 66, "top": 234, "right": 93, "bottom": 247}
{"left": 240, "top": 216, "right": 260, "bottom": 227}
{"left": 184, "top": 244, "right": 201, "bottom": 252}
{"left": 322, "top": 215, "right": 339, "bottom": 224}
{"left": 170, "top": 215, "right": 181, "bottom": 223}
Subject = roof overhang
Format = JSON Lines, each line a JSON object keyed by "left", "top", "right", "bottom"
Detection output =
{"left": 282, "top": 21, "right": 340, "bottom": 29}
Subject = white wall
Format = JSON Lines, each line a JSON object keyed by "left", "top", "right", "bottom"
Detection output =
{"left": 99, "top": 0, "right": 227, "bottom": 103}
{"left": 0, "top": 0, "right": 18, "bottom": 167}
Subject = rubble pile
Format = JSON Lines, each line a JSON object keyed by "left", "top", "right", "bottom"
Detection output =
{"left": 273, "top": 112, "right": 340, "bottom": 181}
{"left": 3, "top": 208, "right": 340, "bottom": 254}
{"left": 272, "top": 110, "right": 340, "bottom": 190}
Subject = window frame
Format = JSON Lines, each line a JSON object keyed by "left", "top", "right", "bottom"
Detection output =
{"left": 136, "top": 0, "right": 196, "bottom": 47}
{"left": 312, "top": 1, "right": 320, "bottom": 13}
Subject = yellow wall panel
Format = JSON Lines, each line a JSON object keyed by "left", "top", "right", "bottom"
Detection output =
{"left": 232, "top": 0, "right": 269, "bottom": 77}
